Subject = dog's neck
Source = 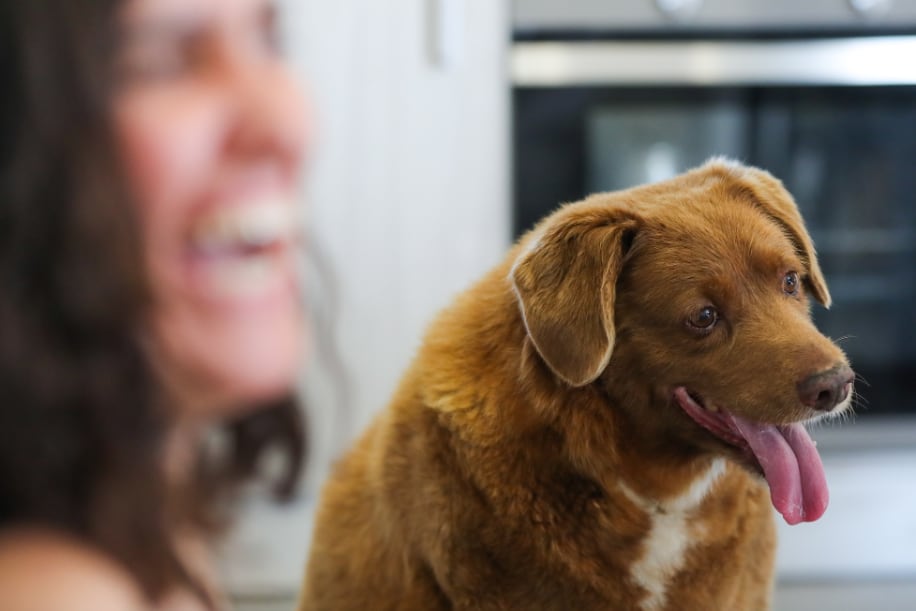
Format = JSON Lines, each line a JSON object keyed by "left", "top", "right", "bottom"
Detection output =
{"left": 616, "top": 452, "right": 727, "bottom": 514}
{"left": 565, "top": 374, "right": 726, "bottom": 508}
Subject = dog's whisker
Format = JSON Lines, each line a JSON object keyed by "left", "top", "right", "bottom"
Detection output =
{"left": 850, "top": 392, "right": 870, "bottom": 413}
{"left": 853, "top": 373, "right": 872, "bottom": 388}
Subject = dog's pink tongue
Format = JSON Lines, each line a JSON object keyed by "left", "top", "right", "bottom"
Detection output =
{"left": 729, "top": 415, "right": 829, "bottom": 525}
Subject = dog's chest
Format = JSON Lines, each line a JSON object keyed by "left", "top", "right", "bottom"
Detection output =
{"left": 618, "top": 459, "right": 727, "bottom": 611}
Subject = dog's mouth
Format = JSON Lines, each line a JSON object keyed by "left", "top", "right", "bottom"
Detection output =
{"left": 673, "top": 387, "right": 828, "bottom": 525}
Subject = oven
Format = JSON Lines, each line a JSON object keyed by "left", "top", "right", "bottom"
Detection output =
{"left": 511, "top": 0, "right": 916, "bottom": 595}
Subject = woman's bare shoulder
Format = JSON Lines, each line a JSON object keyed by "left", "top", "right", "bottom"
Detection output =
{"left": 0, "top": 527, "right": 148, "bottom": 611}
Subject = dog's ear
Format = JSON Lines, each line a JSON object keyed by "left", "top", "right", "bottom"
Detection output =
{"left": 716, "top": 161, "right": 832, "bottom": 308}
{"left": 510, "top": 205, "right": 638, "bottom": 386}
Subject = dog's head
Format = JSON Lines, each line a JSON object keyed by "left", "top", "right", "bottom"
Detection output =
{"left": 510, "top": 159, "right": 853, "bottom": 524}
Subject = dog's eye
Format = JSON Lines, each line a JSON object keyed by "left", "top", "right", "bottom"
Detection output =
{"left": 783, "top": 271, "right": 800, "bottom": 296}
{"left": 687, "top": 306, "right": 719, "bottom": 332}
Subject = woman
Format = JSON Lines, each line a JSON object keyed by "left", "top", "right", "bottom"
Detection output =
{"left": 0, "top": 0, "right": 310, "bottom": 608}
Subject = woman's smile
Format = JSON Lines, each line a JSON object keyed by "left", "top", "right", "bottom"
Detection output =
{"left": 182, "top": 193, "right": 299, "bottom": 303}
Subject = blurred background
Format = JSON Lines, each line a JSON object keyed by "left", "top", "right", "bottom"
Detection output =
{"left": 223, "top": 1, "right": 916, "bottom": 609}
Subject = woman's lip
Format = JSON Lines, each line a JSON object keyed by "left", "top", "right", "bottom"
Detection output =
{"left": 181, "top": 240, "right": 297, "bottom": 304}
{"left": 186, "top": 195, "right": 300, "bottom": 255}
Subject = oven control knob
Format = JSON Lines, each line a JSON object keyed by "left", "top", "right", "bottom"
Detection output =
{"left": 655, "top": 0, "right": 704, "bottom": 21}
{"left": 848, "top": 0, "right": 893, "bottom": 18}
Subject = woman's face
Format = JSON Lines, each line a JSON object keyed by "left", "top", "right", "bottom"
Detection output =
{"left": 114, "top": 0, "right": 310, "bottom": 417}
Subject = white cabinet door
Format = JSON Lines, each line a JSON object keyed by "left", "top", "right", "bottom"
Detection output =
{"left": 220, "top": 0, "right": 511, "bottom": 598}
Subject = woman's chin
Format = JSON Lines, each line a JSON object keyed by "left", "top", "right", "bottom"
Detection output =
{"left": 205, "top": 332, "right": 305, "bottom": 416}
{"left": 156, "top": 312, "right": 307, "bottom": 420}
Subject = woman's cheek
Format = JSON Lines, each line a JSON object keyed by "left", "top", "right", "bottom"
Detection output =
{"left": 116, "top": 87, "right": 228, "bottom": 212}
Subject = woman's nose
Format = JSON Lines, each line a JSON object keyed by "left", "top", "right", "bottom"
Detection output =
{"left": 222, "top": 55, "right": 310, "bottom": 167}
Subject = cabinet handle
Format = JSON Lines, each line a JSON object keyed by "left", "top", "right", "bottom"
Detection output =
{"left": 429, "top": 0, "right": 463, "bottom": 69}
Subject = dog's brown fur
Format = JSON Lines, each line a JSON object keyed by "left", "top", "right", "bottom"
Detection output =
{"left": 299, "top": 160, "right": 850, "bottom": 611}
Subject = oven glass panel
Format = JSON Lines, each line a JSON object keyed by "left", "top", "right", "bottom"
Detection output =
{"left": 586, "top": 100, "right": 749, "bottom": 193}
{"left": 513, "top": 86, "right": 916, "bottom": 417}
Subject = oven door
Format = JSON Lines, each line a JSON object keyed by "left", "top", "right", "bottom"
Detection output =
{"left": 513, "top": 36, "right": 916, "bottom": 421}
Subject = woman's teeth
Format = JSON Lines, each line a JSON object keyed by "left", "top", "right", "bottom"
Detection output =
{"left": 191, "top": 200, "right": 297, "bottom": 255}
{"left": 188, "top": 199, "right": 299, "bottom": 298}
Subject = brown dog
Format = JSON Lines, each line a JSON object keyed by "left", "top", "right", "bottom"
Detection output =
{"left": 299, "top": 159, "right": 854, "bottom": 611}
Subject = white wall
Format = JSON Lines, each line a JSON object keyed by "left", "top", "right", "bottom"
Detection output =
{"left": 220, "top": 0, "right": 511, "bottom": 597}
{"left": 289, "top": 0, "right": 511, "bottom": 491}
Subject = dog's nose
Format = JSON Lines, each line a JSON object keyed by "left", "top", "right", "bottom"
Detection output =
{"left": 797, "top": 365, "right": 855, "bottom": 412}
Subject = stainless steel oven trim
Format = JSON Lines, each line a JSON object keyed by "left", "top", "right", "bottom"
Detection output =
{"left": 512, "top": 36, "right": 916, "bottom": 87}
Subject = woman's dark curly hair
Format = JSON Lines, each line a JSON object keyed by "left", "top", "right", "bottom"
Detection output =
{"left": 0, "top": 0, "right": 306, "bottom": 605}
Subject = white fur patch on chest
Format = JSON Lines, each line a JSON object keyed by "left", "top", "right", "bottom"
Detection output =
{"left": 620, "top": 459, "right": 726, "bottom": 611}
